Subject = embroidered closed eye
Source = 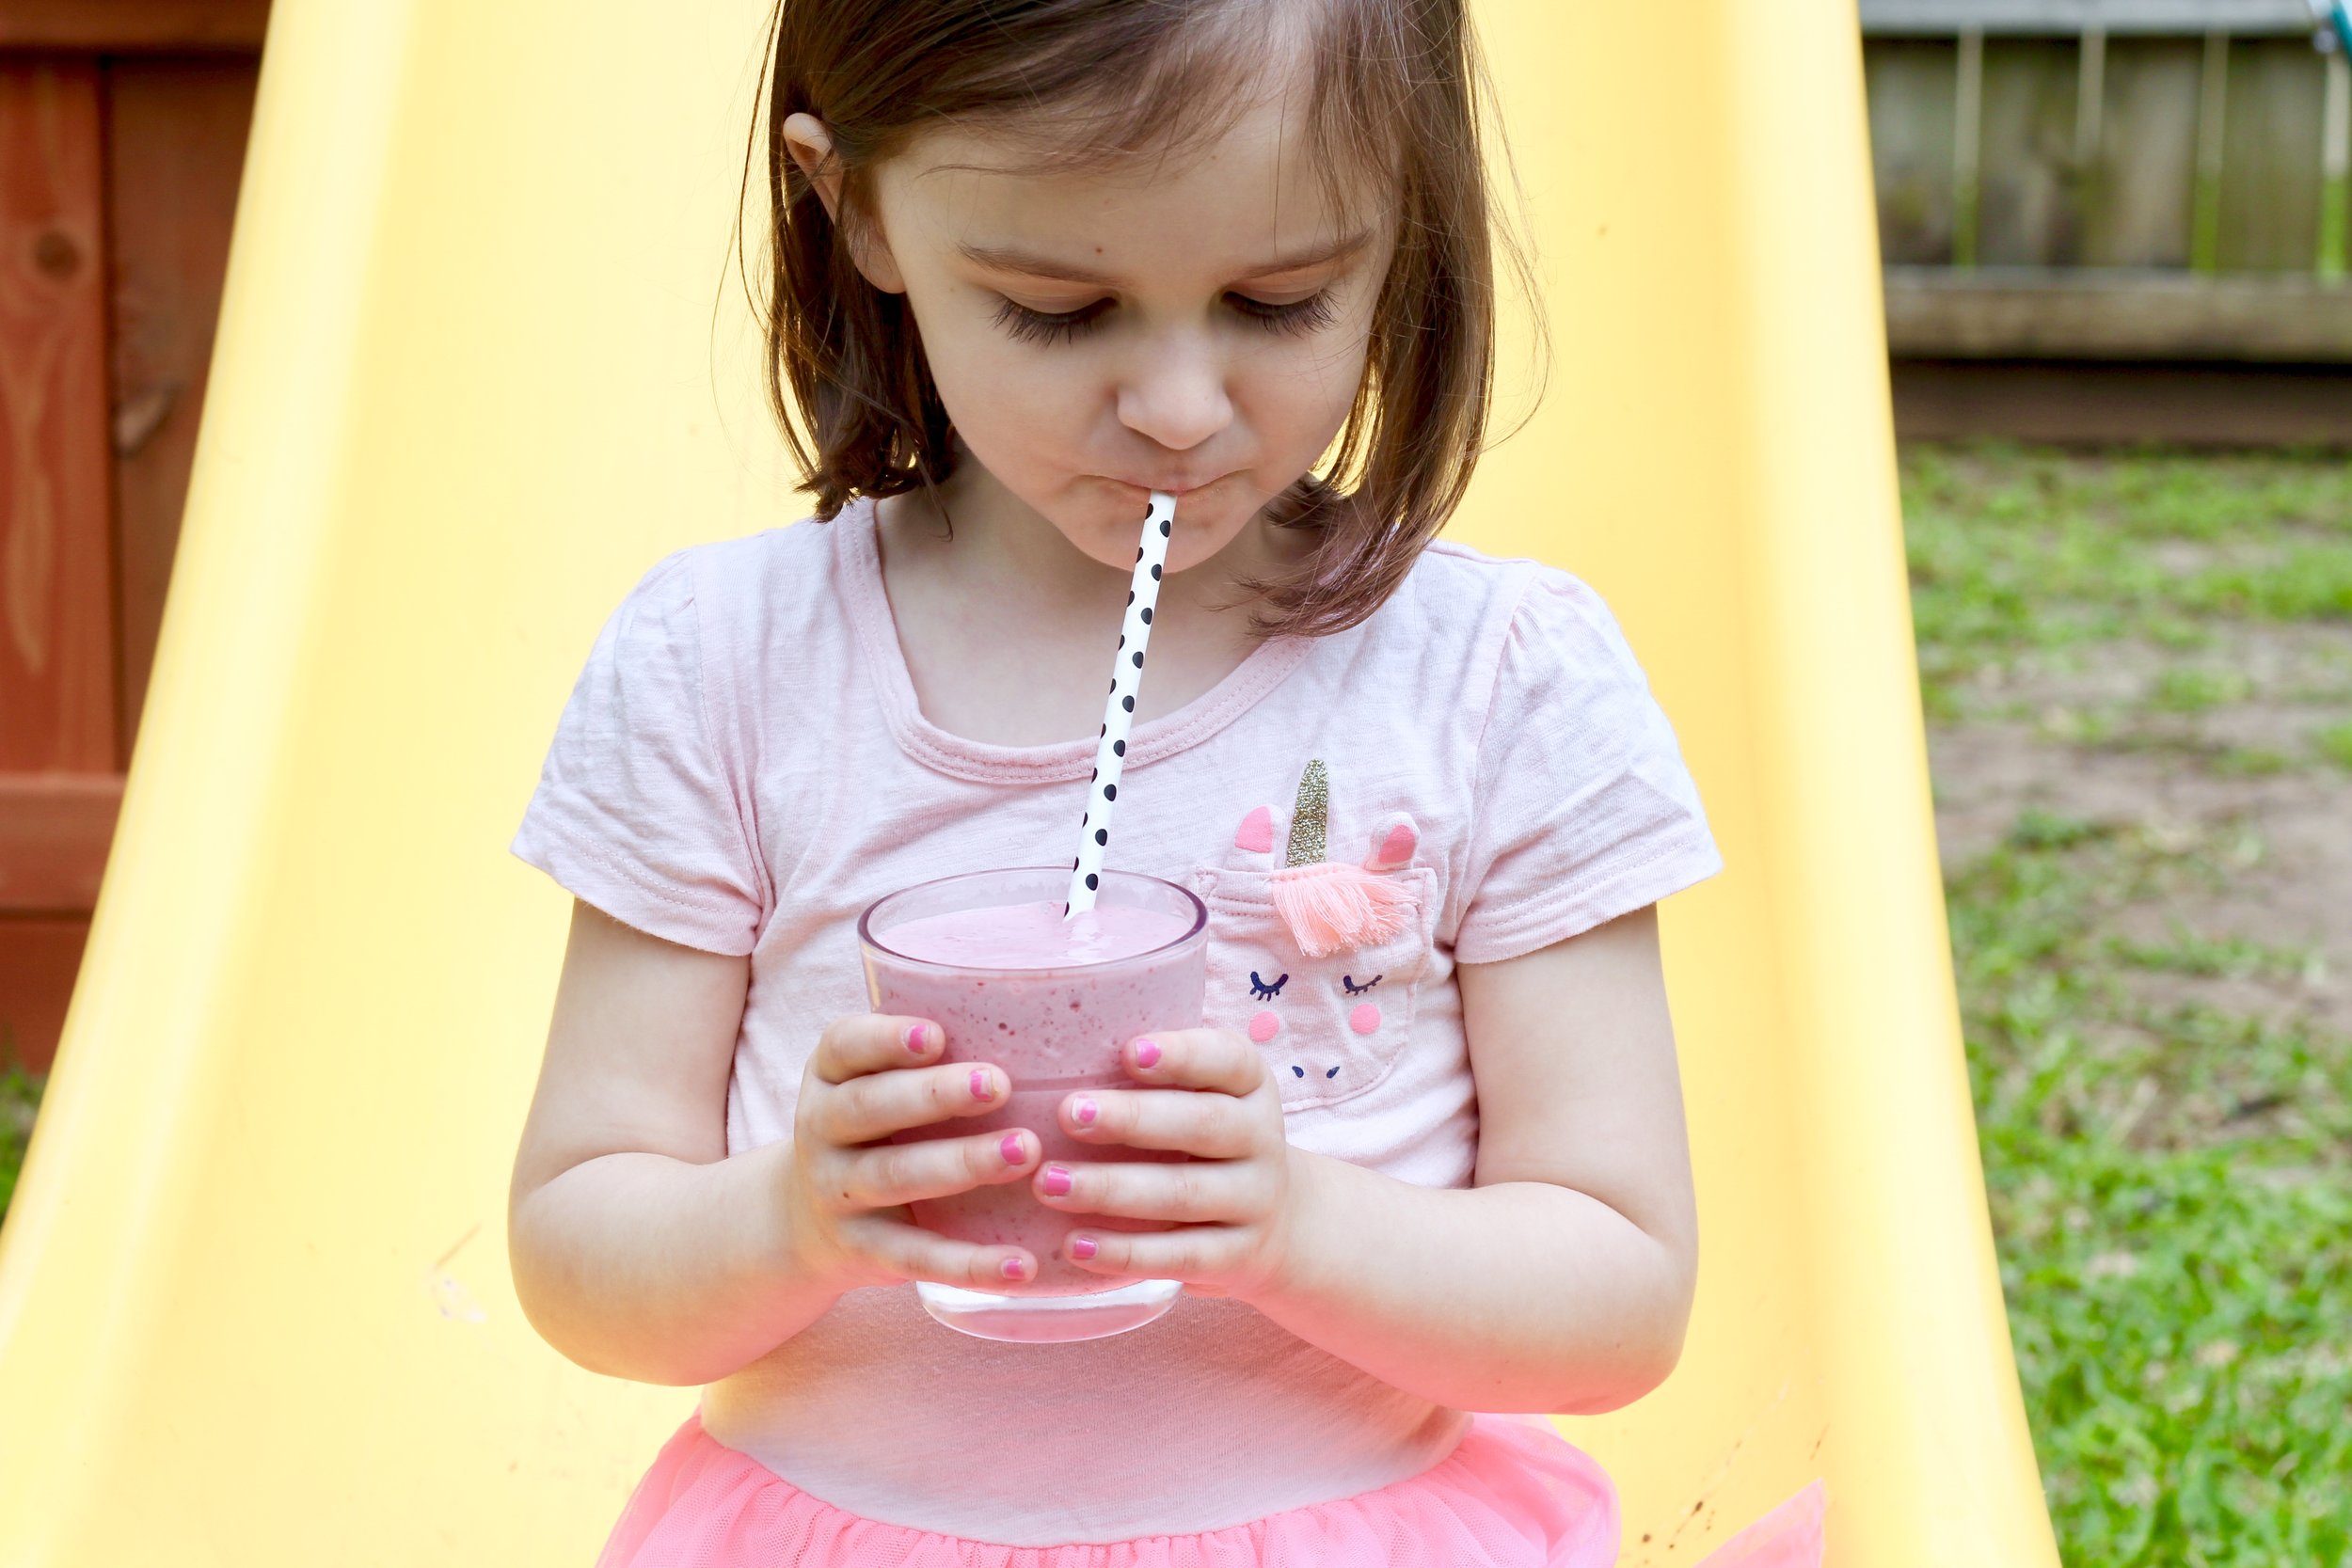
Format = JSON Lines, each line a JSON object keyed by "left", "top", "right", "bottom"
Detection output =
{"left": 1342, "top": 974, "right": 1384, "bottom": 996}
{"left": 1249, "top": 972, "right": 1289, "bottom": 1001}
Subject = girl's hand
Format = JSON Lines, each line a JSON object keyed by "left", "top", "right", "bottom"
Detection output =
{"left": 778, "top": 1014, "right": 1043, "bottom": 1292}
{"left": 1037, "top": 1028, "right": 1294, "bottom": 1300}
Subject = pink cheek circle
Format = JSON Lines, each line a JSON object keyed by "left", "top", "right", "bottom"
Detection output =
{"left": 1348, "top": 1003, "right": 1381, "bottom": 1036}
{"left": 1248, "top": 1010, "right": 1281, "bottom": 1043}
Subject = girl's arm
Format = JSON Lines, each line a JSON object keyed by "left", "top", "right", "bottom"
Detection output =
{"left": 1248, "top": 905, "right": 1700, "bottom": 1414}
{"left": 507, "top": 901, "right": 827, "bottom": 1386}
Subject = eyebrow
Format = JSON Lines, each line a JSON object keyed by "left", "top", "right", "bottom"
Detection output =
{"left": 956, "top": 229, "right": 1373, "bottom": 288}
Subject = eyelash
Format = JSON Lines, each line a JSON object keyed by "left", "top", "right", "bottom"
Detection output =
{"left": 1249, "top": 972, "right": 1290, "bottom": 1001}
{"left": 992, "top": 289, "right": 1339, "bottom": 346}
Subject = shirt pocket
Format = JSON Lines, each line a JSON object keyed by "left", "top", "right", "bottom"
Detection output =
{"left": 1185, "top": 865, "right": 1438, "bottom": 1112}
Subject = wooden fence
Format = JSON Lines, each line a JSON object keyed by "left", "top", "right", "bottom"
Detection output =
{"left": 1, "top": 0, "right": 267, "bottom": 1069}
{"left": 1864, "top": 0, "right": 2352, "bottom": 362}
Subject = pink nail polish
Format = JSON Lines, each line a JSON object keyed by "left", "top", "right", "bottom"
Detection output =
{"left": 1073, "top": 1096, "right": 1098, "bottom": 1126}
{"left": 1000, "top": 1132, "right": 1025, "bottom": 1165}
{"left": 1041, "top": 1164, "right": 1073, "bottom": 1196}
{"left": 971, "top": 1069, "right": 994, "bottom": 1101}
{"left": 1001, "top": 1257, "right": 1028, "bottom": 1281}
{"left": 1134, "top": 1038, "right": 1161, "bottom": 1069}
{"left": 905, "top": 1022, "right": 928, "bottom": 1053}
{"left": 1070, "top": 1236, "right": 1099, "bottom": 1261}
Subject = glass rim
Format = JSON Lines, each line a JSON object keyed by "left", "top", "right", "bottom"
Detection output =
{"left": 856, "top": 865, "right": 1208, "bottom": 977}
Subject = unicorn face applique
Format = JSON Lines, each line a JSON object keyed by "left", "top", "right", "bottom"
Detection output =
{"left": 1189, "top": 760, "right": 1435, "bottom": 1111}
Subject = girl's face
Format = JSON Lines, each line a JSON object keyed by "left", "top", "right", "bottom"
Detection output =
{"left": 787, "top": 91, "right": 1395, "bottom": 576}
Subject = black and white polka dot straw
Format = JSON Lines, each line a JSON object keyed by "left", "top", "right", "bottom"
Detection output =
{"left": 1066, "top": 490, "right": 1177, "bottom": 916}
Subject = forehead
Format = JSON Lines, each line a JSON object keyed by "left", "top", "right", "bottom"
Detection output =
{"left": 877, "top": 90, "right": 1389, "bottom": 277}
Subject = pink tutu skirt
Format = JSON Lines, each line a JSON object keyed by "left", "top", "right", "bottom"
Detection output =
{"left": 595, "top": 1408, "right": 1621, "bottom": 1566}
{"left": 595, "top": 1407, "right": 1826, "bottom": 1568}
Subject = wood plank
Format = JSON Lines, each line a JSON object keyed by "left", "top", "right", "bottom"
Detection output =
{"left": 1892, "top": 359, "right": 2352, "bottom": 445}
{"left": 0, "top": 772, "right": 120, "bottom": 911}
{"left": 1867, "top": 38, "right": 1962, "bottom": 264}
{"left": 2217, "top": 36, "right": 2327, "bottom": 271}
{"left": 0, "top": 58, "right": 116, "bottom": 774}
{"left": 2085, "top": 36, "right": 2203, "bottom": 265}
{"left": 0, "top": 913, "right": 87, "bottom": 1071}
{"left": 105, "top": 56, "right": 258, "bottom": 752}
{"left": 1861, "top": 0, "right": 2318, "bottom": 33}
{"left": 1979, "top": 37, "right": 2083, "bottom": 265}
{"left": 1884, "top": 265, "right": 2352, "bottom": 356}
{"left": 0, "top": 0, "right": 267, "bottom": 52}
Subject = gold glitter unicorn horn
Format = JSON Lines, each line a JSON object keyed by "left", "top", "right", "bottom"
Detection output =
{"left": 1269, "top": 759, "right": 1413, "bottom": 959}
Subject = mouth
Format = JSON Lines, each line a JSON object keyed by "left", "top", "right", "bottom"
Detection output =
{"left": 1102, "top": 472, "right": 1228, "bottom": 499}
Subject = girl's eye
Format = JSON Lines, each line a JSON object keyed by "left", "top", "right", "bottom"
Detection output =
{"left": 1249, "top": 971, "right": 1290, "bottom": 1001}
{"left": 1342, "top": 974, "right": 1383, "bottom": 996}
{"left": 989, "top": 288, "right": 1340, "bottom": 346}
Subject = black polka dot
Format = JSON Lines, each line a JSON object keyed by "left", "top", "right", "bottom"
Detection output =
{"left": 1151, "top": 564, "right": 1163, "bottom": 580}
{"left": 1136, "top": 546, "right": 1146, "bottom": 562}
{"left": 1131, "top": 651, "right": 1144, "bottom": 668}
{"left": 1122, "top": 695, "right": 1135, "bottom": 712}
{"left": 1127, "top": 590, "right": 1135, "bottom": 605}
{"left": 1090, "top": 768, "right": 1098, "bottom": 782}
{"left": 1104, "top": 784, "right": 1117, "bottom": 801}
{"left": 1140, "top": 608, "right": 1152, "bottom": 625}
{"left": 1112, "top": 739, "right": 1126, "bottom": 756}
{"left": 1110, "top": 677, "right": 1119, "bottom": 693}
{"left": 1160, "top": 518, "right": 1171, "bottom": 536}
{"left": 1085, "top": 873, "right": 1099, "bottom": 891}
{"left": 1119, "top": 633, "right": 1126, "bottom": 648}
{"left": 1094, "top": 829, "right": 1108, "bottom": 846}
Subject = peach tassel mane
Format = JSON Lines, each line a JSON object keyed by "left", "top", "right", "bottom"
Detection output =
{"left": 1268, "top": 760, "right": 1413, "bottom": 958}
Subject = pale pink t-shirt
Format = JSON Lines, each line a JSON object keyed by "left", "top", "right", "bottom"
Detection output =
{"left": 510, "top": 495, "right": 1723, "bottom": 1545}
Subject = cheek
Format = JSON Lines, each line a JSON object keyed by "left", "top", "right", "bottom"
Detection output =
{"left": 1348, "top": 1003, "right": 1381, "bottom": 1036}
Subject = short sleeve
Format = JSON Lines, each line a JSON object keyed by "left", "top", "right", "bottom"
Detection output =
{"left": 510, "top": 549, "right": 768, "bottom": 956}
{"left": 1453, "top": 569, "right": 1724, "bottom": 966}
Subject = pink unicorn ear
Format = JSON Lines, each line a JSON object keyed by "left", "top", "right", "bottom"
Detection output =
{"left": 1234, "top": 805, "right": 1276, "bottom": 855}
{"left": 1364, "top": 814, "right": 1418, "bottom": 872}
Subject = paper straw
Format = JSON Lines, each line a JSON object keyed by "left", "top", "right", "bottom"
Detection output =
{"left": 1066, "top": 490, "right": 1177, "bottom": 915}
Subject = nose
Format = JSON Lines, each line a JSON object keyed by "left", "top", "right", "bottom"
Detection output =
{"left": 1115, "top": 329, "right": 1232, "bottom": 454}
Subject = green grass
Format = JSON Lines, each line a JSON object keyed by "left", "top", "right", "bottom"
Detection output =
{"left": 1948, "top": 817, "right": 2352, "bottom": 1567}
{"left": 1904, "top": 443, "right": 2352, "bottom": 717}
{"left": 0, "top": 1061, "right": 44, "bottom": 1224}
{"left": 1912, "top": 445, "right": 2352, "bottom": 1568}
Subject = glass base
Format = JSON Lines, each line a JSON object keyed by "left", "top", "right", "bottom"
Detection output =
{"left": 916, "top": 1276, "right": 1183, "bottom": 1342}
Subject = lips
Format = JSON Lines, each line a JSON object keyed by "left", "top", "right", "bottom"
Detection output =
{"left": 1104, "top": 472, "right": 1225, "bottom": 497}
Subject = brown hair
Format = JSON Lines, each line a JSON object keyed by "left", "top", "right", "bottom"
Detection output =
{"left": 738, "top": 0, "right": 1538, "bottom": 639}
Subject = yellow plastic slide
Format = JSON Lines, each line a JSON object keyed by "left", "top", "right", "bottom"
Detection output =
{"left": 0, "top": 2, "right": 2063, "bottom": 1562}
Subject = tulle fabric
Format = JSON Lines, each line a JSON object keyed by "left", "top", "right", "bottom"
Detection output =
{"left": 595, "top": 1408, "right": 1620, "bottom": 1567}
{"left": 596, "top": 1406, "right": 1830, "bottom": 1568}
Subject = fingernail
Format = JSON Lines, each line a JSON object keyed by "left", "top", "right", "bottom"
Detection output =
{"left": 1073, "top": 1096, "right": 1098, "bottom": 1126}
{"left": 1135, "top": 1038, "right": 1161, "bottom": 1069}
{"left": 1041, "top": 1164, "right": 1073, "bottom": 1197}
{"left": 1002, "top": 1257, "right": 1029, "bottom": 1281}
{"left": 1000, "top": 1132, "right": 1026, "bottom": 1165}
{"left": 1069, "top": 1236, "right": 1099, "bottom": 1261}
{"left": 905, "top": 1022, "right": 929, "bottom": 1053}
{"left": 971, "top": 1069, "right": 995, "bottom": 1101}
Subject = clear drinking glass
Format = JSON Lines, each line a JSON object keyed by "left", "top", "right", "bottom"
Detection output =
{"left": 858, "top": 867, "right": 1208, "bottom": 1343}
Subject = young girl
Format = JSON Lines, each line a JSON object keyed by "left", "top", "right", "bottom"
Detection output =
{"left": 506, "top": 2, "right": 1786, "bottom": 1563}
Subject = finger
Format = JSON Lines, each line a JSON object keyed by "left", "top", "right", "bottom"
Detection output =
{"left": 816, "top": 1059, "right": 1010, "bottom": 1145}
{"left": 1061, "top": 1224, "right": 1253, "bottom": 1283}
{"left": 1057, "top": 1087, "right": 1256, "bottom": 1158}
{"left": 822, "top": 1128, "right": 1038, "bottom": 1212}
{"left": 811, "top": 1014, "right": 948, "bottom": 1085}
{"left": 840, "top": 1215, "right": 1040, "bottom": 1291}
{"left": 1034, "top": 1157, "right": 1262, "bottom": 1224}
{"left": 1123, "top": 1027, "right": 1263, "bottom": 1096}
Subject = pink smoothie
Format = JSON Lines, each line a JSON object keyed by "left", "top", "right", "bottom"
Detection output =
{"left": 866, "top": 888, "right": 1206, "bottom": 1299}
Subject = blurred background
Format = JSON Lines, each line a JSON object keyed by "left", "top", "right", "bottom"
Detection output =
{"left": 0, "top": 2, "right": 2344, "bottom": 1563}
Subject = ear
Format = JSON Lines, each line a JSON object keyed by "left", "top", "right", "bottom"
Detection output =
{"left": 1234, "top": 805, "right": 1277, "bottom": 857}
{"left": 1364, "top": 813, "right": 1419, "bottom": 872}
{"left": 780, "top": 111, "right": 906, "bottom": 294}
